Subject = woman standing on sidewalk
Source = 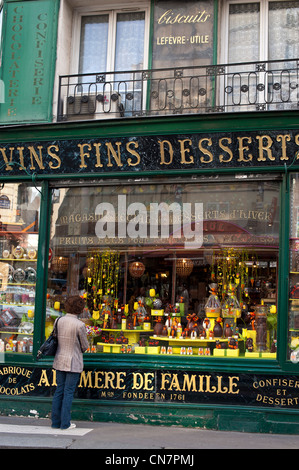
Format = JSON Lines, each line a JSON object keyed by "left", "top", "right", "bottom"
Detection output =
{"left": 51, "top": 295, "right": 89, "bottom": 430}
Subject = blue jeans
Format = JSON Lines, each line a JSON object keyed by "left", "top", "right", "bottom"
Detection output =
{"left": 51, "top": 370, "right": 80, "bottom": 429}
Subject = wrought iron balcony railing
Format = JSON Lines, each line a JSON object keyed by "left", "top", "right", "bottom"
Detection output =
{"left": 57, "top": 58, "right": 299, "bottom": 121}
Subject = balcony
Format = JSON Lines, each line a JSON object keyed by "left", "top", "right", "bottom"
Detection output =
{"left": 57, "top": 58, "right": 299, "bottom": 121}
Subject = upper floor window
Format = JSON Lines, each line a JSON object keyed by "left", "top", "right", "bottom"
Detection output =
{"left": 72, "top": 7, "right": 149, "bottom": 75}
{"left": 223, "top": 0, "right": 299, "bottom": 63}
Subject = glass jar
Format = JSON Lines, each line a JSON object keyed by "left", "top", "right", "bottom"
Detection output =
{"left": 255, "top": 304, "right": 268, "bottom": 351}
{"left": 205, "top": 283, "right": 221, "bottom": 317}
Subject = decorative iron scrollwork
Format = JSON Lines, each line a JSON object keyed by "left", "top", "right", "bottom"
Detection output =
{"left": 96, "top": 74, "right": 106, "bottom": 83}
{"left": 207, "top": 66, "right": 225, "bottom": 76}
{"left": 174, "top": 69, "right": 183, "bottom": 78}
{"left": 111, "top": 93, "right": 120, "bottom": 102}
{"left": 57, "top": 58, "right": 299, "bottom": 120}
{"left": 241, "top": 85, "right": 249, "bottom": 93}
{"left": 256, "top": 63, "right": 266, "bottom": 72}
{"left": 256, "top": 104, "right": 266, "bottom": 111}
{"left": 225, "top": 86, "right": 233, "bottom": 94}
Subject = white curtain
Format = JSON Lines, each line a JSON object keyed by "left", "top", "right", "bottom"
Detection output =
{"left": 79, "top": 15, "right": 109, "bottom": 74}
{"left": 268, "top": 1, "right": 299, "bottom": 60}
{"left": 228, "top": 1, "right": 299, "bottom": 63}
{"left": 78, "top": 12, "right": 145, "bottom": 74}
{"left": 115, "top": 12, "right": 145, "bottom": 72}
{"left": 228, "top": 3, "right": 260, "bottom": 63}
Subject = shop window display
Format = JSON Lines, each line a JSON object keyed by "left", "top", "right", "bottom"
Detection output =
{"left": 47, "top": 178, "right": 279, "bottom": 359}
{"left": 289, "top": 173, "right": 299, "bottom": 362}
{"left": 0, "top": 183, "right": 40, "bottom": 354}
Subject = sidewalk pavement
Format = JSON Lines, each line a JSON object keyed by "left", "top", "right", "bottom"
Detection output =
{"left": 0, "top": 415, "right": 298, "bottom": 450}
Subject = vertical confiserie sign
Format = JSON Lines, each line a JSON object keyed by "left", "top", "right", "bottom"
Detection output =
{"left": 0, "top": 0, "right": 58, "bottom": 123}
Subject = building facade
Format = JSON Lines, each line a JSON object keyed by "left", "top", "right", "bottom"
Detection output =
{"left": 0, "top": 0, "right": 299, "bottom": 433}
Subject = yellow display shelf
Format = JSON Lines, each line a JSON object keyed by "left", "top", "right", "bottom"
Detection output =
{"left": 245, "top": 351, "right": 276, "bottom": 359}
{"left": 101, "top": 328, "right": 153, "bottom": 345}
{"left": 0, "top": 258, "right": 37, "bottom": 262}
{"left": 0, "top": 331, "right": 33, "bottom": 336}
{"left": 150, "top": 335, "right": 243, "bottom": 346}
{"left": 96, "top": 343, "right": 161, "bottom": 354}
{"left": 214, "top": 348, "right": 239, "bottom": 357}
{"left": 96, "top": 342, "right": 123, "bottom": 353}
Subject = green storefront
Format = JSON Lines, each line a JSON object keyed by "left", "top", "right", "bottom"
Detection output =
{"left": 1, "top": 0, "right": 299, "bottom": 434}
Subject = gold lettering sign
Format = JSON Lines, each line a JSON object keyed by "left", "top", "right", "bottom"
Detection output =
{"left": 157, "top": 9, "right": 211, "bottom": 25}
{"left": 155, "top": 9, "right": 211, "bottom": 49}
{"left": 0, "top": 366, "right": 35, "bottom": 395}
{"left": 152, "top": 0, "right": 214, "bottom": 71}
{"left": 0, "top": 131, "right": 298, "bottom": 176}
{"left": 0, "top": 368, "right": 298, "bottom": 409}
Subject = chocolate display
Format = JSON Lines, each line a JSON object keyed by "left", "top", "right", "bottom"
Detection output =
{"left": 69, "top": 245, "right": 279, "bottom": 358}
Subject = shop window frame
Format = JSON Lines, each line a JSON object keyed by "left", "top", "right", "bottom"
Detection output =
{"left": 0, "top": 168, "right": 293, "bottom": 373}
{"left": 280, "top": 170, "right": 299, "bottom": 373}
{"left": 0, "top": 180, "right": 50, "bottom": 364}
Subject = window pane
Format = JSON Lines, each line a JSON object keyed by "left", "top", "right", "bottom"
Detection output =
{"left": 0, "top": 183, "right": 41, "bottom": 354}
{"left": 47, "top": 179, "right": 279, "bottom": 359}
{"left": 269, "top": 1, "right": 299, "bottom": 60}
{"left": 114, "top": 12, "right": 145, "bottom": 115}
{"left": 114, "top": 12, "right": 145, "bottom": 72}
{"left": 228, "top": 3, "right": 260, "bottom": 63}
{"left": 79, "top": 15, "right": 109, "bottom": 74}
{"left": 289, "top": 174, "right": 299, "bottom": 362}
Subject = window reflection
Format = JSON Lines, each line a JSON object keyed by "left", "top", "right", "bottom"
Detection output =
{"left": 47, "top": 179, "right": 279, "bottom": 359}
{"left": 0, "top": 183, "right": 40, "bottom": 354}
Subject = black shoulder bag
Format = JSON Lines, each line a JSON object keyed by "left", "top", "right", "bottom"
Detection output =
{"left": 37, "top": 317, "right": 61, "bottom": 359}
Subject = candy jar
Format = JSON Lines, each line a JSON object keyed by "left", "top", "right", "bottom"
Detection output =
{"left": 255, "top": 304, "right": 268, "bottom": 351}
{"left": 205, "top": 283, "right": 221, "bottom": 317}
{"left": 153, "top": 298, "right": 162, "bottom": 309}
{"left": 222, "top": 284, "right": 241, "bottom": 318}
{"left": 116, "top": 308, "right": 122, "bottom": 325}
